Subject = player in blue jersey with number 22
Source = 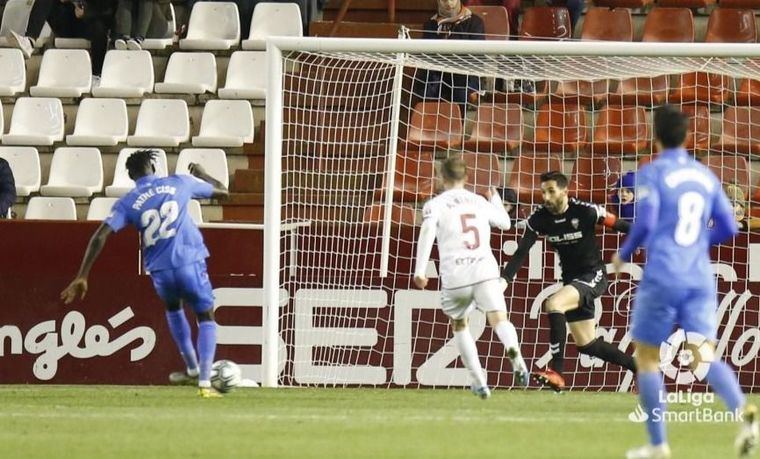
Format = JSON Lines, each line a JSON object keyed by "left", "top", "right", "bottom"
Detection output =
{"left": 61, "top": 150, "right": 229, "bottom": 398}
{"left": 613, "top": 106, "right": 758, "bottom": 459}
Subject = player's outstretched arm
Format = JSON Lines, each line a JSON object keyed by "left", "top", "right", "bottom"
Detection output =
{"left": 61, "top": 223, "right": 113, "bottom": 304}
{"left": 501, "top": 229, "right": 538, "bottom": 282}
{"left": 485, "top": 187, "right": 511, "bottom": 231}
{"left": 599, "top": 211, "right": 631, "bottom": 234}
{"left": 189, "top": 163, "right": 229, "bottom": 200}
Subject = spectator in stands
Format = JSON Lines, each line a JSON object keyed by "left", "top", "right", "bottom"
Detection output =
{"left": 112, "top": 0, "right": 162, "bottom": 49}
{"left": 414, "top": 0, "right": 484, "bottom": 107}
{"left": 8, "top": 0, "right": 115, "bottom": 78}
{"left": 464, "top": 0, "right": 518, "bottom": 38}
{"left": 611, "top": 171, "right": 636, "bottom": 222}
{"left": 0, "top": 157, "right": 16, "bottom": 219}
{"left": 724, "top": 183, "right": 760, "bottom": 232}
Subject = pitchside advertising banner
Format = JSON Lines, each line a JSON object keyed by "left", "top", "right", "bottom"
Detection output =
{"left": 1, "top": 221, "right": 759, "bottom": 391}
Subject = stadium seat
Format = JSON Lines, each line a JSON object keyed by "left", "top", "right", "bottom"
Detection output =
{"left": 30, "top": 49, "right": 91, "bottom": 97}
{"left": 127, "top": 99, "right": 190, "bottom": 147}
{"left": 54, "top": 38, "right": 90, "bottom": 49}
{"left": 553, "top": 80, "right": 609, "bottom": 107}
{"left": 0, "top": 0, "right": 51, "bottom": 48}
{"left": 66, "top": 98, "right": 128, "bottom": 147}
{"left": 25, "top": 196, "right": 77, "bottom": 220}
{"left": 106, "top": 148, "right": 168, "bottom": 197}
{"left": 180, "top": 2, "right": 240, "bottom": 50}
{"left": 192, "top": 100, "right": 254, "bottom": 147}
{"left": 0, "top": 146, "right": 40, "bottom": 196}
{"left": 656, "top": 0, "right": 715, "bottom": 9}
{"left": 508, "top": 154, "right": 564, "bottom": 203}
{"left": 468, "top": 6, "right": 509, "bottom": 40}
{"left": 2, "top": 97, "right": 64, "bottom": 146}
{"left": 519, "top": 7, "right": 572, "bottom": 39}
{"left": 40, "top": 147, "right": 103, "bottom": 197}
{"left": 735, "top": 79, "right": 760, "bottom": 106}
{"left": 525, "top": 103, "right": 588, "bottom": 155}
{"left": 188, "top": 199, "right": 203, "bottom": 224}
{"left": 713, "top": 106, "right": 760, "bottom": 156}
{"left": 669, "top": 72, "right": 732, "bottom": 105}
{"left": 242, "top": 2, "right": 303, "bottom": 50}
{"left": 609, "top": 75, "right": 669, "bottom": 107}
{"left": 590, "top": 105, "right": 649, "bottom": 155}
{"left": 460, "top": 152, "right": 504, "bottom": 197}
{"left": 682, "top": 104, "right": 711, "bottom": 153}
{"left": 154, "top": 52, "right": 217, "bottom": 95}
{"left": 175, "top": 148, "right": 229, "bottom": 189}
{"left": 363, "top": 202, "right": 419, "bottom": 225}
{"left": 704, "top": 8, "right": 756, "bottom": 43}
{"left": 92, "top": 50, "right": 154, "bottom": 98}
{"left": 86, "top": 197, "right": 119, "bottom": 221}
{"left": 705, "top": 155, "right": 750, "bottom": 197}
{"left": 217, "top": 51, "right": 266, "bottom": 99}
{"left": 376, "top": 150, "right": 435, "bottom": 203}
{"left": 580, "top": 7, "right": 633, "bottom": 41}
{"left": 463, "top": 103, "right": 523, "bottom": 153}
{"left": 720, "top": 0, "right": 760, "bottom": 7}
{"left": 0, "top": 49, "right": 25, "bottom": 96}
{"left": 405, "top": 101, "right": 463, "bottom": 149}
{"left": 592, "top": 0, "right": 652, "bottom": 7}
{"left": 569, "top": 156, "right": 622, "bottom": 203}
{"left": 142, "top": 3, "right": 176, "bottom": 50}
{"left": 641, "top": 8, "right": 694, "bottom": 43}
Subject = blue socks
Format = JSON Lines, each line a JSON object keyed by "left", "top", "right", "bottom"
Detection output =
{"left": 706, "top": 360, "right": 745, "bottom": 413}
{"left": 197, "top": 320, "right": 217, "bottom": 384}
{"left": 165, "top": 309, "right": 198, "bottom": 374}
{"left": 637, "top": 371, "right": 667, "bottom": 446}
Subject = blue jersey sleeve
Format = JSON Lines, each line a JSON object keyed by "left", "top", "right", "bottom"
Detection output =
{"left": 709, "top": 178, "right": 739, "bottom": 246}
{"left": 619, "top": 165, "right": 659, "bottom": 260}
{"left": 178, "top": 174, "right": 214, "bottom": 199}
{"left": 104, "top": 200, "right": 130, "bottom": 232}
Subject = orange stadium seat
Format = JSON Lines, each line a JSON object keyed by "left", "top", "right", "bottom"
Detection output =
{"left": 464, "top": 104, "right": 523, "bottom": 153}
{"left": 580, "top": 7, "right": 633, "bottom": 41}
{"left": 508, "top": 154, "right": 564, "bottom": 203}
{"left": 669, "top": 72, "right": 732, "bottom": 106}
{"left": 405, "top": 101, "right": 463, "bottom": 149}
{"left": 720, "top": 0, "right": 760, "bottom": 8}
{"left": 468, "top": 6, "right": 509, "bottom": 40}
{"left": 682, "top": 104, "right": 712, "bottom": 153}
{"left": 593, "top": 0, "right": 652, "bottom": 8}
{"left": 519, "top": 7, "right": 572, "bottom": 39}
{"left": 656, "top": 0, "right": 715, "bottom": 9}
{"left": 525, "top": 103, "right": 588, "bottom": 155}
{"left": 713, "top": 106, "right": 760, "bottom": 157}
{"left": 553, "top": 80, "right": 610, "bottom": 108}
{"left": 569, "top": 156, "right": 622, "bottom": 203}
{"left": 704, "top": 8, "right": 756, "bottom": 43}
{"left": 461, "top": 152, "right": 504, "bottom": 197}
{"left": 363, "top": 202, "right": 419, "bottom": 225}
{"left": 375, "top": 150, "right": 435, "bottom": 203}
{"left": 591, "top": 105, "right": 650, "bottom": 155}
{"left": 735, "top": 78, "right": 760, "bottom": 106}
{"left": 704, "top": 155, "right": 750, "bottom": 197}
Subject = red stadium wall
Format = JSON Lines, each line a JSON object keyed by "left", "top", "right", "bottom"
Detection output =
{"left": 1, "top": 221, "right": 759, "bottom": 391}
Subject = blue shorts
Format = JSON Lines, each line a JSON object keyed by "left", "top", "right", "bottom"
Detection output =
{"left": 150, "top": 260, "right": 214, "bottom": 313}
{"left": 631, "top": 280, "right": 718, "bottom": 346}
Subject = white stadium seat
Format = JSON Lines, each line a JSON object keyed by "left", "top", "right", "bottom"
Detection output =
{"left": 242, "top": 2, "right": 302, "bottom": 51}
{"left": 3, "top": 97, "right": 64, "bottom": 146}
{"left": 67, "top": 98, "right": 129, "bottom": 146}
{"left": 217, "top": 51, "right": 266, "bottom": 99}
{"left": 0, "top": 49, "right": 26, "bottom": 96}
{"left": 176, "top": 148, "right": 229, "bottom": 189}
{"left": 106, "top": 148, "right": 168, "bottom": 197}
{"left": 92, "top": 50, "right": 154, "bottom": 98}
{"left": 40, "top": 147, "right": 103, "bottom": 197}
{"left": 180, "top": 2, "right": 240, "bottom": 50}
{"left": 25, "top": 196, "right": 77, "bottom": 220}
{"left": 143, "top": 3, "right": 177, "bottom": 50}
{"left": 30, "top": 49, "right": 91, "bottom": 97}
{"left": 188, "top": 199, "right": 203, "bottom": 224}
{"left": 192, "top": 100, "right": 253, "bottom": 147}
{"left": 86, "top": 197, "right": 119, "bottom": 221}
{"left": 54, "top": 38, "right": 90, "bottom": 49}
{"left": 154, "top": 52, "right": 217, "bottom": 95}
{"left": 128, "top": 99, "right": 190, "bottom": 147}
{"left": 0, "top": 146, "right": 40, "bottom": 196}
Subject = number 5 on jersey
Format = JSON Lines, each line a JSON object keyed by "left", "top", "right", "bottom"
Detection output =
{"left": 460, "top": 213, "right": 480, "bottom": 250}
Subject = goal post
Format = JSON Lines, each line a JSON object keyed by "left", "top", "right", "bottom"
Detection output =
{"left": 263, "top": 36, "right": 760, "bottom": 390}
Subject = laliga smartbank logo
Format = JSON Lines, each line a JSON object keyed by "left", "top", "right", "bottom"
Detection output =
{"left": 627, "top": 330, "right": 742, "bottom": 424}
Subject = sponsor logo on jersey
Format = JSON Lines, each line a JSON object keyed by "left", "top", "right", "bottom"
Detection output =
{"left": 547, "top": 231, "right": 583, "bottom": 244}
{"left": 571, "top": 218, "right": 579, "bottom": 229}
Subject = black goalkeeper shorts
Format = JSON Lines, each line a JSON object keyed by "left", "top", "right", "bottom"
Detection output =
{"left": 564, "top": 268, "right": 607, "bottom": 323}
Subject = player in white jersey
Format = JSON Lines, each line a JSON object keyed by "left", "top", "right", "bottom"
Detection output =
{"left": 414, "top": 157, "right": 529, "bottom": 399}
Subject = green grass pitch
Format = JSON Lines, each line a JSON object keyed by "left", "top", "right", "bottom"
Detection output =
{"left": 0, "top": 386, "right": 754, "bottom": 459}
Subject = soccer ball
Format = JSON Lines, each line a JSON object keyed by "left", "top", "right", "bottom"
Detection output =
{"left": 210, "top": 360, "right": 242, "bottom": 393}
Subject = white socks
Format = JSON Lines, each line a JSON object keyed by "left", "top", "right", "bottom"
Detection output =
{"left": 454, "top": 329, "right": 487, "bottom": 389}
{"left": 493, "top": 320, "right": 521, "bottom": 357}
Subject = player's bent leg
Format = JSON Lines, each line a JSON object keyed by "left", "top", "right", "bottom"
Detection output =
{"left": 570, "top": 320, "right": 636, "bottom": 373}
{"left": 486, "top": 310, "right": 529, "bottom": 387}
{"left": 544, "top": 285, "right": 580, "bottom": 373}
{"left": 627, "top": 342, "right": 670, "bottom": 459}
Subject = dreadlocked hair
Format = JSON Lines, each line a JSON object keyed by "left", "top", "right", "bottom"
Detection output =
{"left": 125, "top": 149, "right": 156, "bottom": 177}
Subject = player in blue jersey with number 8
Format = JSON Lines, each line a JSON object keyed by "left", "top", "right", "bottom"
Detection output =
{"left": 613, "top": 106, "right": 758, "bottom": 458}
{"left": 61, "top": 149, "right": 229, "bottom": 398}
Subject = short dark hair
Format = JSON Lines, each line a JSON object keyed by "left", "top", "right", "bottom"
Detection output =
{"left": 654, "top": 105, "right": 688, "bottom": 149}
{"left": 441, "top": 157, "right": 467, "bottom": 182}
{"left": 540, "top": 171, "right": 568, "bottom": 189}
{"left": 126, "top": 149, "right": 157, "bottom": 178}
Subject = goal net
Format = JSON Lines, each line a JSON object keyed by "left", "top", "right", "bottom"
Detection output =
{"left": 262, "top": 38, "right": 760, "bottom": 392}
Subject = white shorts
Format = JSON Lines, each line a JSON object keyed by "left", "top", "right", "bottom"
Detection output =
{"left": 440, "top": 278, "right": 507, "bottom": 320}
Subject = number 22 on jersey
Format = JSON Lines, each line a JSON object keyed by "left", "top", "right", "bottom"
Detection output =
{"left": 141, "top": 200, "right": 180, "bottom": 247}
